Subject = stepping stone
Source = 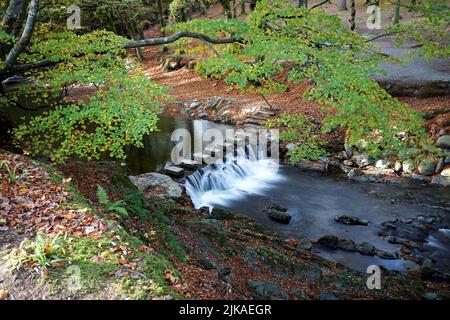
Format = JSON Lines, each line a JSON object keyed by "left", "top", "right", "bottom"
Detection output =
{"left": 165, "top": 166, "right": 184, "bottom": 177}
{"left": 204, "top": 146, "right": 223, "bottom": 158}
{"left": 180, "top": 159, "right": 201, "bottom": 169}
{"left": 225, "top": 136, "right": 244, "bottom": 145}
{"left": 215, "top": 142, "right": 233, "bottom": 150}
{"left": 193, "top": 152, "right": 212, "bottom": 164}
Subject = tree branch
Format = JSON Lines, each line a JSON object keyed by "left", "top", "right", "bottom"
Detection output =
{"left": 310, "top": 0, "right": 330, "bottom": 10}
{"left": 4, "top": 31, "right": 240, "bottom": 74}
{"left": 124, "top": 31, "right": 239, "bottom": 49}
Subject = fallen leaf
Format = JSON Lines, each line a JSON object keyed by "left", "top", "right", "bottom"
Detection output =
{"left": 64, "top": 212, "right": 77, "bottom": 220}
{"left": 62, "top": 178, "right": 72, "bottom": 184}
{"left": 0, "top": 288, "right": 8, "bottom": 300}
{"left": 164, "top": 269, "right": 179, "bottom": 285}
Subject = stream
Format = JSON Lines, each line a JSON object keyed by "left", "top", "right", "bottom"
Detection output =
{"left": 3, "top": 110, "right": 450, "bottom": 275}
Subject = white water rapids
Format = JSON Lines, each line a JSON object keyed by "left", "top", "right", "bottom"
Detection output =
{"left": 185, "top": 148, "right": 283, "bottom": 210}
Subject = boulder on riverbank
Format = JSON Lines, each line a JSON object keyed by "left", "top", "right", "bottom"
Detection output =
{"left": 129, "top": 172, "right": 182, "bottom": 201}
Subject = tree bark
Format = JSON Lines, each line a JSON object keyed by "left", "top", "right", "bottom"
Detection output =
{"left": 218, "top": 0, "right": 233, "bottom": 19}
{"left": 157, "top": 0, "right": 166, "bottom": 32}
{"left": 393, "top": 0, "right": 401, "bottom": 24}
{"left": 349, "top": 0, "right": 356, "bottom": 31}
{"left": 5, "top": 0, "right": 40, "bottom": 68}
{"left": 338, "top": 0, "right": 347, "bottom": 11}
{"left": 2, "top": 0, "right": 27, "bottom": 36}
{"left": 125, "top": 31, "right": 239, "bottom": 49}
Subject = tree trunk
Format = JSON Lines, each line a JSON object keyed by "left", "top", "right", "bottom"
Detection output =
{"left": 2, "top": 0, "right": 27, "bottom": 36}
{"left": 349, "top": 0, "right": 356, "bottom": 31}
{"left": 5, "top": 0, "right": 40, "bottom": 68}
{"left": 219, "top": 0, "right": 233, "bottom": 19}
{"left": 298, "top": 0, "right": 308, "bottom": 8}
{"left": 393, "top": 0, "right": 401, "bottom": 24}
{"left": 241, "top": 0, "right": 246, "bottom": 15}
{"left": 157, "top": 0, "right": 166, "bottom": 32}
{"left": 338, "top": 0, "right": 347, "bottom": 11}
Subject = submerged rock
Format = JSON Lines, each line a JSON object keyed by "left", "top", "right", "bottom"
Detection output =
{"left": 431, "top": 176, "right": 450, "bottom": 187}
{"left": 334, "top": 215, "right": 369, "bottom": 226}
{"left": 356, "top": 242, "right": 376, "bottom": 256}
{"left": 264, "top": 203, "right": 291, "bottom": 224}
{"left": 265, "top": 208, "right": 292, "bottom": 224}
{"left": 129, "top": 172, "right": 182, "bottom": 200}
{"left": 296, "top": 238, "right": 312, "bottom": 251}
{"left": 376, "top": 249, "right": 400, "bottom": 260}
{"left": 210, "top": 207, "right": 234, "bottom": 220}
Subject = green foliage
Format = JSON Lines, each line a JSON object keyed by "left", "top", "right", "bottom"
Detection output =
{"left": 2, "top": 20, "right": 170, "bottom": 163}
{"left": 169, "top": 0, "right": 192, "bottom": 23}
{"left": 96, "top": 185, "right": 129, "bottom": 218}
{"left": 9, "top": 233, "right": 66, "bottom": 274}
{"left": 388, "top": 0, "right": 450, "bottom": 61}
{"left": 0, "top": 160, "right": 29, "bottom": 184}
{"left": 266, "top": 112, "right": 328, "bottom": 164}
{"left": 171, "top": 0, "right": 446, "bottom": 160}
{"left": 124, "top": 188, "right": 149, "bottom": 219}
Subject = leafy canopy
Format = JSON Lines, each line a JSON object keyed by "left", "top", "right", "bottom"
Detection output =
{"left": 169, "top": 0, "right": 449, "bottom": 161}
{"left": 1, "top": 21, "right": 169, "bottom": 162}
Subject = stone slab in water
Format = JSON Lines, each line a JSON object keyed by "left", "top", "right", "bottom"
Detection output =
{"left": 215, "top": 142, "right": 233, "bottom": 150}
{"left": 204, "top": 146, "right": 223, "bottom": 158}
{"left": 193, "top": 152, "right": 212, "bottom": 164}
{"left": 165, "top": 166, "right": 184, "bottom": 177}
{"left": 180, "top": 159, "right": 201, "bottom": 169}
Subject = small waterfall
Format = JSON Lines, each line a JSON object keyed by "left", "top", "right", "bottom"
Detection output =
{"left": 185, "top": 146, "right": 282, "bottom": 210}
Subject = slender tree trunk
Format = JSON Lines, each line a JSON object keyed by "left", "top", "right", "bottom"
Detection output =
{"left": 338, "top": 0, "right": 347, "bottom": 11}
{"left": 157, "top": 0, "right": 166, "bottom": 33}
{"left": 241, "top": 0, "right": 246, "bottom": 15}
{"left": 2, "top": 0, "right": 27, "bottom": 36}
{"left": 349, "top": 0, "right": 356, "bottom": 31}
{"left": 5, "top": 0, "right": 40, "bottom": 68}
{"left": 298, "top": 0, "right": 308, "bottom": 8}
{"left": 393, "top": 0, "right": 401, "bottom": 24}
{"left": 232, "top": 0, "right": 237, "bottom": 18}
{"left": 219, "top": 0, "right": 233, "bottom": 19}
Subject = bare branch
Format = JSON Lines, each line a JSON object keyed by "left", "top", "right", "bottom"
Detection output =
{"left": 124, "top": 31, "right": 239, "bottom": 49}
